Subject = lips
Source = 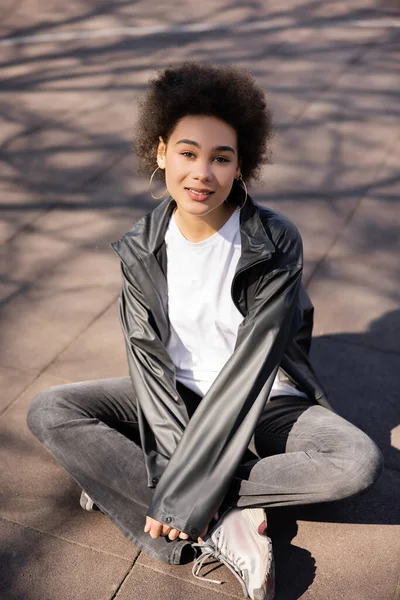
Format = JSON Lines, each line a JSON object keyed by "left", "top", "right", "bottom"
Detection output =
{"left": 185, "top": 187, "right": 215, "bottom": 202}
{"left": 185, "top": 188, "right": 214, "bottom": 195}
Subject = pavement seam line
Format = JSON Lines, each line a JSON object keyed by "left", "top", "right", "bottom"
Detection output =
{"left": 0, "top": 371, "right": 67, "bottom": 419}
{"left": 0, "top": 291, "right": 120, "bottom": 420}
{"left": 110, "top": 551, "right": 141, "bottom": 599}
{"left": 288, "top": 31, "right": 386, "bottom": 128}
{"left": 0, "top": 148, "right": 129, "bottom": 249}
{"left": 305, "top": 128, "right": 400, "bottom": 290}
{"left": 0, "top": 515, "right": 135, "bottom": 561}
{"left": 0, "top": 52, "right": 132, "bottom": 251}
{"left": 134, "top": 561, "right": 242, "bottom": 598}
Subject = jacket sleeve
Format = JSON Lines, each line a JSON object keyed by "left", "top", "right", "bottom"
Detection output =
{"left": 146, "top": 229, "right": 304, "bottom": 537}
{"left": 117, "top": 262, "right": 190, "bottom": 484}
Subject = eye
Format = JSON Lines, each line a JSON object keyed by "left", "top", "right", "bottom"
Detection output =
{"left": 214, "top": 156, "right": 230, "bottom": 163}
{"left": 181, "top": 151, "right": 195, "bottom": 158}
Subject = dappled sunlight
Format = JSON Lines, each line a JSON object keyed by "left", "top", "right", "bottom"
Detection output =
{"left": 0, "top": 2, "right": 399, "bottom": 597}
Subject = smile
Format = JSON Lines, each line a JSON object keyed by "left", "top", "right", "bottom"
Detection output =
{"left": 185, "top": 188, "right": 215, "bottom": 202}
{"left": 186, "top": 188, "right": 214, "bottom": 195}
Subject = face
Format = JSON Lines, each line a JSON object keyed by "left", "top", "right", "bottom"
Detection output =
{"left": 156, "top": 115, "right": 241, "bottom": 219}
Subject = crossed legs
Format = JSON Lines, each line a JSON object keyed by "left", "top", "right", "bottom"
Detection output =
{"left": 27, "top": 377, "right": 383, "bottom": 564}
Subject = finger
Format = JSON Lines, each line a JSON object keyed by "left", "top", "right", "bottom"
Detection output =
{"left": 179, "top": 532, "right": 189, "bottom": 540}
{"left": 168, "top": 528, "right": 180, "bottom": 541}
{"left": 161, "top": 524, "right": 172, "bottom": 537}
{"left": 197, "top": 524, "right": 208, "bottom": 543}
{"left": 144, "top": 517, "right": 151, "bottom": 533}
{"left": 149, "top": 522, "right": 163, "bottom": 539}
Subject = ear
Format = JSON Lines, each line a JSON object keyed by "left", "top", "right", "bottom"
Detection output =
{"left": 235, "top": 158, "right": 242, "bottom": 179}
{"left": 157, "top": 136, "right": 166, "bottom": 169}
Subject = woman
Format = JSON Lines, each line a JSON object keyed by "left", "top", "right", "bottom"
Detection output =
{"left": 27, "top": 63, "right": 383, "bottom": 600}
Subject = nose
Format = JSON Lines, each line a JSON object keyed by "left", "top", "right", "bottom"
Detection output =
{"left": 193, "top": 160, "right": 213, "bottom": 182}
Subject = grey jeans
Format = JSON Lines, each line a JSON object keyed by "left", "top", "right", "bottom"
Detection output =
{"left": 26, "top": 376, "right": 383, "bottom": 564}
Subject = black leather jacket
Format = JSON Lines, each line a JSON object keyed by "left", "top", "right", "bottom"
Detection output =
{"left": 111, "top": 193, "right": 332, "bottom": 538}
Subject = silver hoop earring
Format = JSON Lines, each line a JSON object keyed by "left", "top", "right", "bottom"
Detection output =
{"left": 149, "top": 166, "right": 168, "bottom": 200}
{"left": 236, "top": 175, "right": 248, "bottom": 208}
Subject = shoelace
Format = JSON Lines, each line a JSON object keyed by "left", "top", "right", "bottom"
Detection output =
{"left": 191, "top": 542, "right": 248, "bottom": 597}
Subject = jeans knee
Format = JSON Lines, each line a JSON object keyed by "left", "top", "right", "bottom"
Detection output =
{"left": 26, "top": 387, "right": 66, "bottom": 441}
{"left": 334, "top": 435, "right": 384, "bottom": 500}
{"left": 354, "top": 437, "right": 384, "bottom": 494}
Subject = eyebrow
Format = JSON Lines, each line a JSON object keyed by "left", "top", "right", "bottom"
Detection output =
{"left": 175, "top": 139, "right": 236, "bottom": 154}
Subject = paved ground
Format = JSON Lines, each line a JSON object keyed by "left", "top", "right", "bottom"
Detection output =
{"left": 1, "top": 1, "right": 399, "bottom": 599}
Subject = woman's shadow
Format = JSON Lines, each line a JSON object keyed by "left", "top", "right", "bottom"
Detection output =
{"left": 266, "top": 309, "right": 400, "bottom": 600}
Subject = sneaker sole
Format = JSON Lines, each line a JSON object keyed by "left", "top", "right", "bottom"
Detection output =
{"left": 252, "top": 546, "right": 275, "bottom": 600}
{"left": 243, "top": 509, "right": 275, "bottom": 600}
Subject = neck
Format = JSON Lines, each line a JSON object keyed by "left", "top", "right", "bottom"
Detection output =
{"left": 174, "top": 203, "right": 237, "bottom": 243}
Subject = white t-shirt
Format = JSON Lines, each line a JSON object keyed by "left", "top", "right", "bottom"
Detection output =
{"left": 165, "top": 208, "right": 307, "bottom": 400}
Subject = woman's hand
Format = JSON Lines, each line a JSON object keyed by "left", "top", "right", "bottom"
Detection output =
{"left": 144, "top": 516, "right": 189, "bottom": 541}
{"left": 144, "top": 511, "right": 219, "bottom": 542}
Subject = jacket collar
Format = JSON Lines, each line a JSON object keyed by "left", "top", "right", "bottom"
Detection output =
{"left": 111, "top": 192, "right": 277, "bottom": 345}
{"left": 112, "top": 190, "right": 276, "bottom": 270}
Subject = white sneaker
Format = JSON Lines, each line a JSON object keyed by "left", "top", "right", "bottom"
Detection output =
{"left": 79, "top": 490, "right": 100, "bottom": 512}
{"left": 192, "top": 507, "right": 275, "bottom": 600}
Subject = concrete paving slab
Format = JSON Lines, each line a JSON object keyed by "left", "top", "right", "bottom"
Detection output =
{"left": 0, "top": 372, "right": 139, "bottom": 561}
{"left": 2, "top": 0, "right": 388, "bottom": 36}
{"left": 315, "top": 31, "right": 400, "bottom": 125}
{"left": 0, "top": 517, "right": 132, "bottom": 600}
{"left": 136, "top": 550, "right": 244, "bottom": 598}
{"left": 0, "top": 0, "right": 256, "bottom": 35}
{"left": 307, "top": 251, "right": 399, "bottom": 351}
{"left": 0, "top": 362, "right": 36, "bottom": 414}
{"left": 0, "top": 187, "right": 48, "bottom": 246}
{"left": 0, "top": 0, "right": 364, "bottom": 38}
{"left": 116, "top": 509, "right": 400, "bottom": 600}
{"left": 33, "top": 203, "right": 139, "bottom": 246}
{"left": 0, "top": 210, "right": 122, "bottom": 371}
{"left": 310, "top": 336, "right": 400, "bottom": 471}
{"left": 0, "top": 39, "right": 114, "bottom": 95}
{"left": 116, "top": 562, "right": 242, "bottom": 600}
{"left": 3, "top": 122, "right": 127, "bottom": 198}
{"left": 253, "top": 119, "right": 398, "bottom": 286}
{"left": 130, "top": 22, "right": 383, "bottom": 128}
{"left": 268, "top": 517, "right": 400, "bottom": 600}
{"left": 0, "top": 263, "right": 118, "bottom": 373}
{"left": 256, "top": 26, "right": 385, "bottom": 126}
{"left": 254, "top": 192, "right": 359, "bottom": 286}
{"left": 264, "top": 109, "right": 398, "bottom": 203}
{"left": 46, "top": 301, "right": 127, "bottom": 381}
{"left": 307, "top": 165, "right": 400, "bottom": 351}
{"left": 0, "top": 13, "right": 387, "bottom": 249}
{"left": 0, "top": 85, "right": 131, "bottom": 243}
{"left": 0, "top": 136, "right": 137, "bottom": 247}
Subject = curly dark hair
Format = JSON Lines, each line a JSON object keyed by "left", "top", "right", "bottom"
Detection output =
{"left": 133, "top": 62, "right": 273, "bottom": 183}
